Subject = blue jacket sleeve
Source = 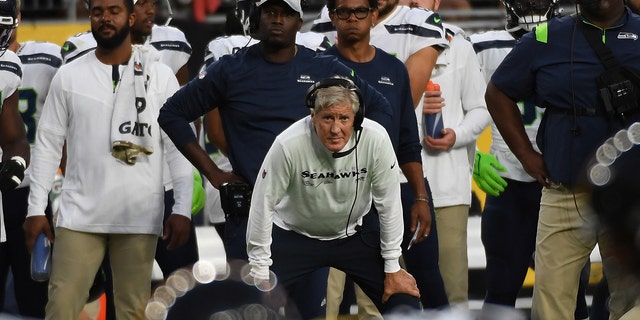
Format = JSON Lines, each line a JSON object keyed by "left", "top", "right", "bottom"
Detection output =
{"left": 396, "top": 67, "right": 422, "bottom": 165}
{"left": 158, "top": 61, "right": 224, "bottom": 148}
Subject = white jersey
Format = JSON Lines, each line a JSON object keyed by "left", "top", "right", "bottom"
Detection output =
{"left": 203, "top": 35, "right": 259, "bottom": 67}
{"left": 295, "top": 31, "right": 332, "bottom": 52}
{"left": 247, "top": 117, "right": 404, "bottom": 279}
{"left": 469, "top": 30, "right": 542, "bottom": 182}
{"left": 203, "top": 32, "right": 331, "bottom": 67}
{"left": 0, "top": 50, "right": 22, "bottom": 104}
{"left": 27, "top": 49, "right": 193, "bottom": 234}
{"left": 61, "top": 25, "right": 192, "bottom": 75}
{"left": 0, "top": 50, "right": 22, "bottom": 242}
{"left": 421, "top": 24, "right": 491, "bottom": 208}
{"left": 15, "top": 41, "right": 62, "bottom": 187}
{"left": 60, "top": 31, "right": 95, "bottom": 64}
{"left": 147, "top": 24, "right": 192, "bottom": 75}
{"left": 312, "top": 5, "right": 448, "bottom": 63}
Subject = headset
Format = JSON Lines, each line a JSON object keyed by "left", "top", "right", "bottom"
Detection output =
{"left": 305, "top": 77, "right": 365, "bottom": 131}
{"left": 305, "top": 77, "right": 365, "bottom": 159}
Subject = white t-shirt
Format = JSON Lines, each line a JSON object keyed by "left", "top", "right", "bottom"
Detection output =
{"left": 27, "top": 49, "right": 192, "bottom": 235}
{"left": 0, "top": 50, "right": 22, "bottom": 242}
{"left": 61, "top": 27, "right": 194, "bottom": 190}
{"left": 469, "top": 29, "right": 542, "bottom": 182}
{"left": 420, "top": 24, "right": 491, "bottom": 207}
{"left": 15, "top": 41, "right": 62, "bottom": 187}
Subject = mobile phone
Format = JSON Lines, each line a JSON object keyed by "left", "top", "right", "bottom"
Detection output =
{"left": 407, "top": 221, "right": 422, "bottom": 250}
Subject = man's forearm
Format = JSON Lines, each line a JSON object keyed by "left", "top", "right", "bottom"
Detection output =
{"left": 400, "top": 162, "right": 427, "bottom": 197}
{"left": 486, "top": 82, "right": 535, "bottom": 160}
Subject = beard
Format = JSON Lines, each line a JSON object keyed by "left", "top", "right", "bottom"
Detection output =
{"left": 92, "top": 22, "right": 130, "bottom": 50}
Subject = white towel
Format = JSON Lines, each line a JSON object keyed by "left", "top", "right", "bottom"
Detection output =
{"left": 111, "top": 45, "right": 158, "bottom": 165}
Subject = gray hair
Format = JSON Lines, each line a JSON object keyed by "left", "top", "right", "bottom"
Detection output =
{"left": 311, "top": 86, "right": 360, "bottom": 115}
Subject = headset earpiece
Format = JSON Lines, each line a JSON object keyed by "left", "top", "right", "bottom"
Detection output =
{"left": 305, "top": 77, "right": 365, "bottom": 130}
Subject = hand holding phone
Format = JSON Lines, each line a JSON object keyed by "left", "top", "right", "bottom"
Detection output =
{"left": 407, "top": 221, "right": 422, "bottom": 250}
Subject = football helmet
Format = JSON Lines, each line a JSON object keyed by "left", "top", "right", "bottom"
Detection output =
{"left": 235, "top": 0, "right": 258, "bottom": 36}
{"left": 503, "top": 0, "right": 561, "bottom": 37}
{"left": 0, "top": 0, "right": 18, "bottom": 56}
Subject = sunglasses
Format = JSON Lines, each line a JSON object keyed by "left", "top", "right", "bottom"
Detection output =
{"left": 331, "top": 7, "right": 373, "bottom": 20}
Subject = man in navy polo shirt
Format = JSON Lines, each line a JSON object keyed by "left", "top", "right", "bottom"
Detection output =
{"left": 486, "top": 0, "right": 640, "bottom": 318}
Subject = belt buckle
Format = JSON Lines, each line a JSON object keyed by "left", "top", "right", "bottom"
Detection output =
{"left": 545, "top": 178, "right": 564, "bottom": 191}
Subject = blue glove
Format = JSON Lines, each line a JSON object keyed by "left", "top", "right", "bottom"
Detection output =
{"left": 473, "top": 151, "right": 508, "bottom": 197}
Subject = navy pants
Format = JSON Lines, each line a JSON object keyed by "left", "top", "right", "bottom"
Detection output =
{"left": 0, "top": 187, "right": 51, "bottom": 318}
{"left": 222, "top": 212, "right": 330, "bottom": 319}
{"left": 343, "top": 178, "right": 448, "bottom": 310}
{"left": 270, "top": 224, "right": 420, "bottom": 320}
{"left": 481, "top": 179, "right": 541, "bottom": 307}
{"left": 399, "top": 179, "right": 449, "bottom": 309}
{"left": 155, "top": 189, "right": 200, "bottom": 277}
{"left": 222, "top": 216, "right": 249, "bottom": 260}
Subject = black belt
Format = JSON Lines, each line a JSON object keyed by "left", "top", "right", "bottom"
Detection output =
{"left": 545, "top": 106, "right": 605, "bottom": 116}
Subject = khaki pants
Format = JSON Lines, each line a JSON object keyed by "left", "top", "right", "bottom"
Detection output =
{"left": 532, "top": 188, "right": 637, "bottom": 320}
{"left": 46, "top": 228, "right": 157, "bottom": 320}
{"left": 435, "top": 205, "right": 470, "bottom": 305}
{"left": 619, "top": 298, "right": 640, "bottom": 320}
{"left": 326, "top": 267, "right": 382, "bottom": 320}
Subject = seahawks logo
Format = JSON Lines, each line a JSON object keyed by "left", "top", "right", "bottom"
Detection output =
{"left": 617, "top": 32, "right": 638, "bottom": 40}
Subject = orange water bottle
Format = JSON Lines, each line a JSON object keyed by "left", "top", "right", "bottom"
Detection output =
{"left": 424, "top": 80, "right": 443, "bottom": 138}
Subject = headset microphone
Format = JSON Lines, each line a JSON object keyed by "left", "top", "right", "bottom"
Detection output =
{"left": 332, "top": 131, "right": 362, "bottom": 158}
{"left": 333, "top": 147, "right": 356, "bottom": 158}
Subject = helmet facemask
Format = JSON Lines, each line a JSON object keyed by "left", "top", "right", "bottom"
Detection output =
{"left": 235, "top": 0, "right": 254, "bottom": 37}
{"left": 0, "top": 0, "right": 17, "bottom": 57}
{"left": 503, "top": 0, "right": 560, "bottom": 35}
